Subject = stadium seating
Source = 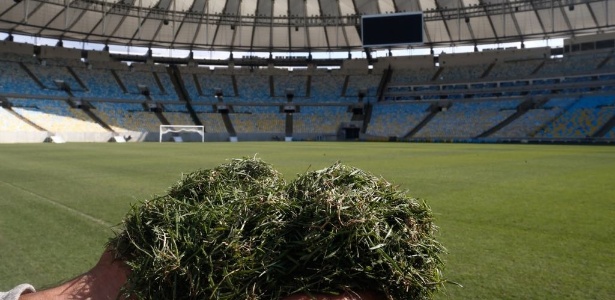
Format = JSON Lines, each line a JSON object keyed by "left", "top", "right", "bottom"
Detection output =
{"left": 535, "top": 96, "right": 615, "bottom": 138}
{"left": 162, "top": 104, "right": 195, "bottom": 126}
{"left": 234, "top": 113, "right": 285, "bottom": 133}
{"left": 293, "top": 106, "right": 351, "bottom": 134}
{"left": 9, "top": 98, "right": 107, "bottom": 133}
{"left": 0, "top": 107, "right": 39, "bottom": 132}
{"left": 309, "top": 72, "right": 347, "bottom": 103}
{"left": 197, "top": 113, "right": 228, "bottom": 133}
{"left": 91, "top": 101, "right": 159, "bottom": 132}
{"left": 235, "top": 73, "right": 270, "bottom": 103}
{"left": 196, "top": 73, "right": 235, "bottom": 100}
{"left": 415, "top": 100, "right": 521, "bottom": 138}
{"left": 23, "top": 60, "right": 82, "bottom": 93}
{"left": 273, "top": 73, "right": 307, "bottom": 97}
{"left": 70, "top": 67, "right": 137, "bottom": 100}
{"left": 1, "top": 43, "right": 615, "bottom": 143}
{"left": 366, "top": 103, "right": 431, "bottom": 138}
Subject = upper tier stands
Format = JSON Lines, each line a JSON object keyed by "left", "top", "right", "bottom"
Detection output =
{"left": 309, "top": 72, "right": 347, "bottom": 103}
{"left": 273, "top": 73, "right": 307, "bottom": 98}
{"left": 195, "top": 72, "right": 236, "bottom": 101}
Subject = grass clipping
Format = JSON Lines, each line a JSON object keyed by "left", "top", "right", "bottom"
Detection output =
{"left": 109, "top": 157, "right": 446, "bottom": 299}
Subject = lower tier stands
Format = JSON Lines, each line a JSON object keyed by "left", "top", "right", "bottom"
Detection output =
{"left": 490, "top": 98, "right": 571, "bottom": 139}
{"left": 294, "top": 106, "right": 352, "bottom": 135}
{"left": 230, "top": 112, "right": 286, "bottom": 134}
{"left": 366, "top": 103, "right": 431, "bottom": 138}
{"left": 535, "top": 96, "right": 615, "bottom": 138}
{"left": 162, "top": 104, "right": 195, "bottom": 126}
{"left": 1, "top": 96, "right": 614, "bottom": 142}
{"left": 0, "top": 107, "right": 39, "bottom": 132}
{"left": 10, "top": 98, "right": 107, "bottom": 133}
{"left": 92, "top": 101, "right": 159, "bottom": 132}
{"left": 197, "top": 113, "right": 228, "bottom": 133}
{"left": 414, "top": 100, "right": 522, "bottom": 139}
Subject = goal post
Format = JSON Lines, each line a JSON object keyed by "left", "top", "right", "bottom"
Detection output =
{"left": 159, "top": 125, "right": 205, "bottom": 142}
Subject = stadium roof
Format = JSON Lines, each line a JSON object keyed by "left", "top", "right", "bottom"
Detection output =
{"left": 0, "top": 0, "right": 613, "bottom": 53}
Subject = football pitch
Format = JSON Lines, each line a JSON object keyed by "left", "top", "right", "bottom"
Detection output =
{"left": 0, "top": 142, "right": 613, "bottom": 299}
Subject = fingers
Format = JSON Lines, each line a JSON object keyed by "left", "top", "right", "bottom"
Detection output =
{"left": 282, "top": 291, "right": 385, "bottom": 300}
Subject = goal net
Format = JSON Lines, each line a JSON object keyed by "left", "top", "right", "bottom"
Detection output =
{"left": 159, "top": 125, "right": 205, "bottom": 142}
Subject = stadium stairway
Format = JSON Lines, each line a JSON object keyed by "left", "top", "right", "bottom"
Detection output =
{"left": 110, "top": 70, "right": 129, "bottom": 93}
{"left": 220, "top": 112, "right": 237, "bottom": 137}
{"left": 231, "top": 74, "right": 239, "bottom": 96}
{"left": 477, "top": 98, "right": 536, "bottom": 138}
{"left": 376, "top": 66, "right": 393, "bottom": 101}
{"left": 480, "top": 62, "right": 496, "bottom": 78}
{"left": 360, "top": 103, "right": 373, "bottom": 134}
{"left": 65, "top": 66, "right": 88, "bottom": 91}
{"left": 596, "top": 49, "right": 614, "bottom": 70}
{"left": 152, "top": 72, "right": 166, "bottom": 94}
{"left": 78, "top": 102, "right": 115, "bottom": 132}
{"left": 592, "top": 113, "right": 615, "bottom": 137}
{"left": 168, "top": 65, "right": 202, "bottom": 126}
{"left": 529, "top": 97, "right": 580, "bottom": 138}
{"left": 1, "top": 102, "right": 47, "bottom": 132}
{"left": 403, "top": 102, "right": 447, "bottom": 139}
{"left": 18, "top": 63, "right": 45, "bottom": 89}
{"left": 286, "top": 112, "right": 293, "bottom": 138}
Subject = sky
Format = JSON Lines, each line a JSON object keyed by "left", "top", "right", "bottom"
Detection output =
{"left": 0, "top": 32, "right": 563, "bottom": 61}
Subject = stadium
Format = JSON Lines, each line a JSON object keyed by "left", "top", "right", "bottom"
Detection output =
{"left": 0, "top": 1, "right": 614, "bottom": 300}
{"left": 0, "top": 0, "right": 614, "bottom": 143}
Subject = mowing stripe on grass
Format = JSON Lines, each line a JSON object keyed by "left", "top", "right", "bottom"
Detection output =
{"left": 0, "top": 180, "right": 112, "bottom": 228}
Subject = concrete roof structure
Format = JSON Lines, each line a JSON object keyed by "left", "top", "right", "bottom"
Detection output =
{"left": 1, "top": 0, "right": 614, "bottom": 52}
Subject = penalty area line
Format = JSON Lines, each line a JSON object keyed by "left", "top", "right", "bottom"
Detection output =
{"left": 0, "top": 180, "right": 113, "bottom": 229}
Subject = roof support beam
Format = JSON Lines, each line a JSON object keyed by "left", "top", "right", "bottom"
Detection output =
{"left": 585, "top": 2, "right": 600, "bottom": 29}
{"left": 35, "top": 4, "right": 66, "bottom": 37}
{"left": 229, "top": 0, "right": 241, "bottom": 51}
{"left": 559, "top": 4, "right": 574, "bottom": 38}
{"left": 458, "top": 0, "right": 477, "bottom": 46}
{"left": 316, "top": 0, "right": 330, "bottom": 51}
{"left": 211, "top": 0, "right": 231, "bottom": 51}
{"left": 8, "top": 1, "right": 44, "bottom": 33}
{"left": 304, "top": 0, "right": 311, "bottom": 51}
{"left": 65, "top": 6, "right": 91, "bottom": 35}
{"left": 249, "top": 0, "right": 261, "bottom": 52}
{"left": 506, "top": 1, "right": 523, "bottom": 42}
{"left": 415, "top": 1, "right": 432, "bottom": 46}
{"left": 435, "top": 2, "right": 453, "bottom": 45}
{"left": 286, "top": 0, "right": 292, "bottom": 52}
{"left": 479, "top": 0, "right": 499, "bottom": 43}
{"left": 529, "top": 1, "right": 547, "bottom": 36}
{"left": 268, "top": 0, "right": 273, "bottom": 52}
{"left": 0, "top": 2, "right": 21, "bottom": 20}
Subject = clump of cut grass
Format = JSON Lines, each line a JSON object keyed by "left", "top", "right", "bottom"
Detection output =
{"left": 267, "top": 162, "right": 446, "bottom": 299}
{"left": 109, "top": 158, "right": 445, "bottom": 300}
{"left": 109, "top": 157, "right": 288, "bottom": 299}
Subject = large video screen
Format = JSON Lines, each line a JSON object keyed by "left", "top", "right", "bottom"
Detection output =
{"left": 361, "top": 12, "right": 424, "bottom": 48}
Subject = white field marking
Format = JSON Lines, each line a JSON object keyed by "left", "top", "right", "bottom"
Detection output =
{"left": 0, "top": 180, "right": 114, "bottom": 229}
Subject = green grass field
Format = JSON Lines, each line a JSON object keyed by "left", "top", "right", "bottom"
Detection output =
{"left": 0, "top": 142, "right": 613, "bottom": 299}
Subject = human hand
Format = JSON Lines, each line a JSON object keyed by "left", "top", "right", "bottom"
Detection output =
{"left": 19, "top": 249, "right": 384, "bottom": 300}
{"left": 20, "top": 248, "right": 130, "bottom": 300}
{"left": 282, "top": 290, "right": 386, "bottom": 300}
